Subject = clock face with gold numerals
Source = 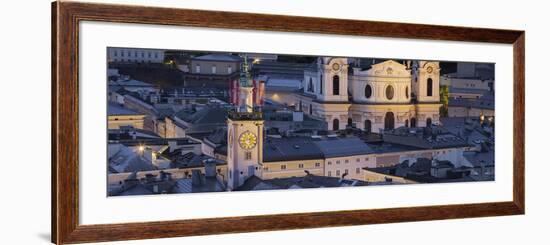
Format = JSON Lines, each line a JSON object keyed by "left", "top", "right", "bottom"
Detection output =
{"left": 332, "top": 63, "right": 340, "bottom": 71}
{"left": 239, "top": 131, "right": 257, "bottom": 150}
{"left": 426, "top": 66, "right": 433, "bottom": 73}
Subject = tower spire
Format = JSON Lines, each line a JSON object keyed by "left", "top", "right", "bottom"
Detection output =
{"left": 239, "top": 54, "right": 252, "bottom": 87}
{"left": 237, "top": 54, "right": 254, "bottom": 113}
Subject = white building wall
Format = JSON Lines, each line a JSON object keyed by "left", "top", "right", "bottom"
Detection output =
{"left": 108, "top": 48, "right": 165, "bottom": 63}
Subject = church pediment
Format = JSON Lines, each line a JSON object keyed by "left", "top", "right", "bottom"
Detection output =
{"left": 366, "top": 60, "right": 411, "bottom": 77}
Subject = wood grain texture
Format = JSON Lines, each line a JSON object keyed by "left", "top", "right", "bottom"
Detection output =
{"left": 52, "top": 1, "right": 525, "bottom": 244}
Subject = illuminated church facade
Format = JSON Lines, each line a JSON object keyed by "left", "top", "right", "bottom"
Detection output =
{"left": 297, "top": 58, "right": 442, "bottom": 133}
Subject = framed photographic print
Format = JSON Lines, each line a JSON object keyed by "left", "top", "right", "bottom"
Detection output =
{"left": 52, "top": 1, "right": 525, "bottom": 244}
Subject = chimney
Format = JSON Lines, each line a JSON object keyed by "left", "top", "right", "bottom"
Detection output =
{"left": 204, "top": 159, "right": 217, "bottom": 178}
{"left": 159, "top": 171, "right": 172, "bottom": 181}
{"left": 168, "top": 140, "right": 177, "bottom": 153}
{"left": 143, "top": 147, "right": 154, "bottom": 164}
{"left": 144, "top": 173, "right": 156, "bottom": 183}
{"left": 191, "top": 169, "right": 203, "bottom": 187}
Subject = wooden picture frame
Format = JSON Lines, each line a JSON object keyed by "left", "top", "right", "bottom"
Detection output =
{"left": 52, "top": 1, "right": 525, "bottom": 244}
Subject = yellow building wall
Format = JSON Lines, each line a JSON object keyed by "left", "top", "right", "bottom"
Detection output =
{"left": 108, "top": 115, "right": 145, "bottom": 129}
{"left": 261, "top": 159, "right": 324, "bottom": 179}
{"left": 362, "top": 169, "right": 417, "bottom": 184}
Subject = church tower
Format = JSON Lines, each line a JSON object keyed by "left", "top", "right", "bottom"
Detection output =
{"left": 317, "top": 57, "right": 349, "bottom": 102}
{"left": 411, "top": 60, "right": 441, "bottom": 127}
{"left": 412, "top": 61, "right": 440, "bottom": 103}
{"left": 226, "top": 55, "right": 264, "bottom": 190}
{"left": 301, "top": 57, "right": 351, "bottom": 131}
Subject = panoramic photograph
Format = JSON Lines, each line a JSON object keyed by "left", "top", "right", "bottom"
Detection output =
{"left": 106, "top": 47, "right": 495, "bottom": 196}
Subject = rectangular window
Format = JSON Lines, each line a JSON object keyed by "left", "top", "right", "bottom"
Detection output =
{"left": 345, "top": 159, "right": 349, "bottom": 164}
{"left": 328, "top": 171, "right": 331, "bottom": 177}
{"left": 298, "top": 163, "right": 304, "bottom": 168}
{"left": 327, "top": 161, "right": 332, "bottom": 165}
{"left": 212, "top": 65, "right": 217, "bottom": 74}
{"left": 196, "top": 65, "right": 201, "bottom": 73}
{"left": 356, "top": 158, "right": 360, "bottom": 162}
{"left": 280, "top": 165, "right": 286, "bottom": 170}
{"left": 336, "top": 170, "right": 340, "bottom": 176}
{"left": 365, "top": 157, "right": 369, "bottom": 161}
{"left": 345, "top": 169, "right": 349, "bottom": 174}
{"left": 245, "top": 152, "right": 252, "bottom": 160}
{"left": 315, "top": 162, "right": 320, "bottom": 167}
{"left": 114, "top": 50, "right": 118, "bottom": 57}
{"left": 336, "top": 160, "right": 341, "bottom": 164}
{"left": 356, "top": 168, "right": 360, "bottom": 174}
{"left": 228, "top": 66, "right": 232, "bottom": 74}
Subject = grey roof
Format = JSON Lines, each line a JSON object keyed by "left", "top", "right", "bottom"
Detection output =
{"left": 236, "top": 174, "right": 368, "bottom": 191}
{"left": 193, "top": 54, "right": 241, "bottom": 62}
{"left": 313, "top": 137, "right": 374, "bottom": 157}
{"left": 449, "top": 87, "right": 488, "bottom": 95}
{"left": 383, "top": 126, "right": 471, "bottom": 149}
{"left": 108, "top": 103, "right": 142, "bottom": 116}
{"left": 173, "top": 177, "right": 225, "bottom": 193}
{"left": 263, "top": 137, "right": 323, "bottom": 162}
{"left": 108, "top": 145, "right": 156, "bottom": 173}
{"left": 448, "top": 91, "right": 495, "bottom": 110}
{"left": 180, "top": 107, "right": 228, "bottom": 124}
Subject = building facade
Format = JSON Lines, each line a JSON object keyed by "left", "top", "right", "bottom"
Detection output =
{"left": 297, "top": 58, "right": 442, "bottom": 133}
{"left": 108, "top": 48, "right": 165, "bottom": 63}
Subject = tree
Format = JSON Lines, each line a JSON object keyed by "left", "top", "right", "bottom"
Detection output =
{"left": 439, "top": 85, "right": 449, "bottom": 117}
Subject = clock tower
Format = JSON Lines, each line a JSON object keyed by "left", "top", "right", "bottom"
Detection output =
{"left": 226, "top": 55, "right": 264, "bottom": 190}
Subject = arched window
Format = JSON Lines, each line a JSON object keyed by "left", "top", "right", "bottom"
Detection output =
{"left": 307, "top": 77, "right": 314, "bottom": 92}
{"left": 347, "top": 118, "right": 353, "bottom": 128}
{"left": 364, "top": 120, "right": 372, "bottom": 134}
{"left": 426, "top": 118, "right": 432, "bottom": 127}
{"left": 384, "top": 112, "right": 395, "bottom": 130}
{"left": 332, "top": 75, "right": 340, "bottom": 95}
{"left": 333, "top": 119, "right": 339, "bottom": 131}
{"left": 427, "top": 78, "right": 433, "bottom": 96}
{"left": 319, "top": 74, "right": 323, "bottom": 95}
{"left": 411, "top": 117, "right": 417, "bottom": 127}
{"left": 365, "top": 84, "right": 372, "bottom": 99}
{"left": 386, "top": 85, "right": 394, "bottom": 100}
